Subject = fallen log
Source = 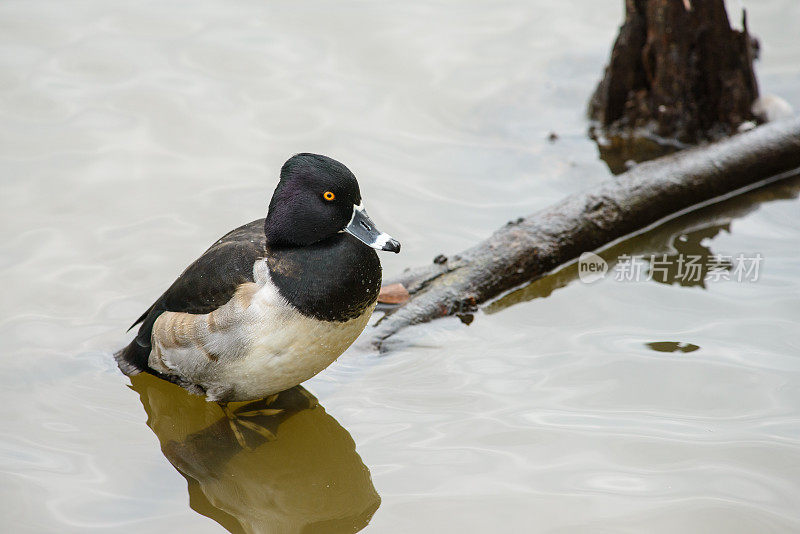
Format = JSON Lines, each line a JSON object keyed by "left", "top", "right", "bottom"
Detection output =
{"left": 371, "top": 117, "right": 800, "bottom": 350}
{"left": 483, "top": 173, "right": 800, "bottom": 315}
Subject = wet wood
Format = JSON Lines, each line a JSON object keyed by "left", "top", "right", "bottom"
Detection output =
{"left": 589, "top": 0, "right": 760, "bottom": 169}
{"left": 377, "top": 283, "right": 410, "bottom": 305}
{"left": 371, "top": 118, "right": 800, "bottom": 350}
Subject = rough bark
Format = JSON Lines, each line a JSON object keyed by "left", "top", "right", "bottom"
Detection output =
{"left": 588, "top": 0, "right": 760, "bottom": 171}
{"left": 371, "top": 117, "right": 800, "bottom": 350}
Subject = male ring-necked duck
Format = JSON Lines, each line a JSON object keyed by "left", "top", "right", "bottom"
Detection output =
{"left": 115, "top": 153, "right": 400, "bottom": 403}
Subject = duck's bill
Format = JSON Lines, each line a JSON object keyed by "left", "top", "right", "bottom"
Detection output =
{"left": 345, "top": 204, "right": 401, "bottom": 253}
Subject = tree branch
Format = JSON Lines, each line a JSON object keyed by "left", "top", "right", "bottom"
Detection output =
{"left": 372, "top": 117, "right": 800, "bottom": 350}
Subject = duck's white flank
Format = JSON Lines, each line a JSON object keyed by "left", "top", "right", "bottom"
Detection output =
{"left": 149, "top": 258, "right": 374, "bottom": 402}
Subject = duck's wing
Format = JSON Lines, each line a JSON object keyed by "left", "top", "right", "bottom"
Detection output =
{"left": 117, "top": 219, "right": 267, "bottom": 375}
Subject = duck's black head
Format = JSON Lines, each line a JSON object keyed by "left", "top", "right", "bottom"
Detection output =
{"left": 265, "top": 153, "right": 400, "bottom": 253}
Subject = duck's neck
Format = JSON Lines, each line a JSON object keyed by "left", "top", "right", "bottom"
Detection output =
{"left": 266, "top": 233, "right": 381, "bottom": 322}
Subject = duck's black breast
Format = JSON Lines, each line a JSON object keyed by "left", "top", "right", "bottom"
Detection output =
{"left": 266, "top": 233, "right": 382, "bottom": 322}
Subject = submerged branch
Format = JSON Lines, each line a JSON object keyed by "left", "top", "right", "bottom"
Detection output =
{"left": 371, "top": 117, "right": 800, "bottom": 350}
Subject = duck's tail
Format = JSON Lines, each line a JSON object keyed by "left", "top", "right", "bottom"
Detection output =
{"left": 114, "top": 339, "right": 209, "bottom": 397}
{"left": 114, "top": 339, "right": 149, "bottom": 376}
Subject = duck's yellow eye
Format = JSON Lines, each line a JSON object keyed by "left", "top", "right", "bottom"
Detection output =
{"left": 323, "top": 191, "right": 335, "bottom": 201}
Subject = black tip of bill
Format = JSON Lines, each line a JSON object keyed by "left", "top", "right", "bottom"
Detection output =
{"left": 383, "top": 238, "right": 401, "bottom": 253}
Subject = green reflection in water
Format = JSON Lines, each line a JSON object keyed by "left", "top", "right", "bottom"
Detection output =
{"left": 645, "top": 341, "right": 701, "bottom": 353}
{"left": 130, "top": 374, "right": 380, "bottom": 534}
{"left": 593, "top": 132, "right": 681, "bottom": 175}
{"left": 641, "top": 223, "right": 731, "bottom": 288}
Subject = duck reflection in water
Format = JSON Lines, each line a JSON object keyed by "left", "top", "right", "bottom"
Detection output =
{"left": 130, "top": 374, "right": 380, "bottom": 534}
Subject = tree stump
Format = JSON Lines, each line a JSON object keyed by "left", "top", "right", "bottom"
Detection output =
{"left": 588, "top": 0, "right": 760, "bottom": 172}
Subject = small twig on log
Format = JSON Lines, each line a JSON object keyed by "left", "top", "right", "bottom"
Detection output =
{"left": 371, "top": 117, "right": 800, "bottom": 350}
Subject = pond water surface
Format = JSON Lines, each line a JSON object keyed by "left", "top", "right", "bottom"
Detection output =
{"left": 2, "top": 0, "right": 800, "bottom": 532}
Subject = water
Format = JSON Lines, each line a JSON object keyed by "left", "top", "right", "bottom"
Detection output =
{"left": 1, "top": 0, "right": 799, "bottom": 532}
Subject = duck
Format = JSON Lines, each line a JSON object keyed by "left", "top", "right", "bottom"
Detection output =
{"left": 115, "top": 153, "right": 400, "bottom": 404}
